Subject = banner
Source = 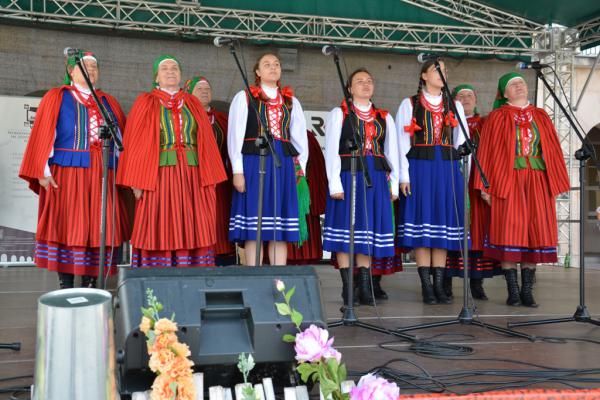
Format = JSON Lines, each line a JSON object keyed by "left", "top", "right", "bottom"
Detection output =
{"left": 0, "top": 95, "right": 40, "bottom": 264}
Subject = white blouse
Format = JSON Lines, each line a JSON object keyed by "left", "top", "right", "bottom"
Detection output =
{"left": 227, "top": 84, "right": 308, "bottom": 175}
{"left": 395, "top": 91, "right": 468, "bottom": 183}
{"left": 324, "top": 102, "right": 400, "bottom": 197}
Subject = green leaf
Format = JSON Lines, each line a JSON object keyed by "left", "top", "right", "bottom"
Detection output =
{"left": 284, "top": 286, "right": 296, "bottom": 304}
{"left": 282, "top": 334, "right": 296, "bottom": 343}
{"left": 141, "top": 307, "right": 154, "bottom": 320}
{"left": 297, "top": 363, "right": 319, "bottom": 383}
{"left": 290, "top": 309, "right": 304, "bottom": 329}
{"left": 169, "top": 381, "right": 178, "bottom": 400}
{"left": 275, "top": 302, "right": 291, "bottom": 316}
{"left": 325, "top": 358, "right": 339, "bottom": 380}
{"left": 338, "top": 362, "right": 347, "bottom": 383}
{"left": 156, "top": 302, "right": 164, "bottom": 312}
{"left": 147, "top": 330, "right": 156, "bottom": 346}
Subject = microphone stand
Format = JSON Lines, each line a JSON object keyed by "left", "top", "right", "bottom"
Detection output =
{"left": 395, "top": 58, "right": 534, "bottom": 341}
{"left": 508, "top": 67, "right": 600, "bottom": 329}
{"left": 326, "top": 50, "right": 415, "bottom": 342}
{"left": 225, "top": 43, "right": 281, "bottom": 267}
{"left": 74, "top": 55, "right": 123, "bottom": 290}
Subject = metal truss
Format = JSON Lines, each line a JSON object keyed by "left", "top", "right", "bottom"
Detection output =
{"left": 400, "top": 0, "right": 542, "bottom": 29}
{"left": 574, "top": 16, "right": 600, "bottom": 49}
{"left": 533, "top": 26, "right": 579, "bottom": 265}
{"left": 0, "top": 0, "right": 538, "bottom": 55}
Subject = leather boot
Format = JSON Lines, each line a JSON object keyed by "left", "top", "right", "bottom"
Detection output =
{"left": 443, "top": 276, "right": 453, "bottom": 299}
{"left": 339, "top": 269, "right": 359, "bottom": 309}
{"left": 432, "top": 267, "right": 452, "bottom": 304}
{"left": 470, "top": 278, "right": 488, "bottom": 300}
{"left": 58, "top": 273, "right": 74, "bottom": 289}
{"left": 504, "top": 269, "right": 521, "bottom": 306}
{"left": 520, "top": 268, "right": 538, "bottom": 307}
{"left": 418, "top": 267, "right": 437, "bottom": 304}
{"left": 357, "top": 267, "right": 375, "bottom": 306}
{"left": 372, "top": 275, "right": 388, "bottom": 300}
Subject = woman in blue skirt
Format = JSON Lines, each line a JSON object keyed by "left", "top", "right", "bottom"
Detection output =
{"left": 323, "top": 68, "right": 400, "bottom": 306}
{"left": 227, "top": 53, "right": 308, "bottom": 265}
{"left": 395, "top": 59, "right": 468, "bottom": 304}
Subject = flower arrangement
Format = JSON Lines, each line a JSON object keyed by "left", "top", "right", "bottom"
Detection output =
{"left": 274, "top": 279, "right": 399, "bottom": 400}
{"left": 139, "top": 288, "right": 196, "bottom": 400}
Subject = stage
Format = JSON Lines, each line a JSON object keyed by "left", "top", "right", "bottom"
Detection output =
{"left": 1, "top": 264, "right": 599, "bottom": 398}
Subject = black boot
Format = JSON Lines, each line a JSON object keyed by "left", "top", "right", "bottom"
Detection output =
{"left": 520, "top": 268, "right": 538, "bottom": 307}
{"left": 504, "top": 269, "right": 521, "bottom": 306}
{"left": 81, "top": 275, "right": 97, "bottom": 288}
{"left": 443, "top": 276, "right": 453, "bottom": 299}
{"left": 339, "top": 269, "right": 359, "bottom": 310}
{"left": 470, "top": 278, "right": 488, "bottom": 300}
{"left": 372, "top": 275, "right": 388, "bottom": 300}
{"left": 58, "top": 273, "right": 74, "bottom": 289}
{"left": 432, "top": 267, "right": 452, "bottom": 304}
{"left": 417, "top": 267, "right": 437, "bottom": 304}
{"left": 357, "top": 267, "right": 375, "bottom": 306}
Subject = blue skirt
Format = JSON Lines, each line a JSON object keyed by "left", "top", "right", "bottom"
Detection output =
{"left": 397, "top": 146, "right": 466, "bottom": 251}
{"left": 229, "top": 140, "right": 300, "bottom": 243}
{"left": 323, "top": 156, "right": 395, "bottom": 258}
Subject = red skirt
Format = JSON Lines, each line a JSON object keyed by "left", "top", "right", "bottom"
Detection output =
{"left": 131, "top": 161, "right": 217, "bottom": 267}
{"left": 484, "top": 168, "right": 558, "bottom": 263}
{"left": 34, "top": 147, "right": 130, "bottom": 276}
{"left": 287, "top": 214, "right": 323, "bottom": 265}
{"left": 214, "top": 179, "right": 234, "bottom": 256}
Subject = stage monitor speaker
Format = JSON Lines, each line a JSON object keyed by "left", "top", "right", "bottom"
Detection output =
{"left": 114, "top": 266, "right": 325, "bottom": 395}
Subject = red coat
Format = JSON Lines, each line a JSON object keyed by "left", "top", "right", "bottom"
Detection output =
{"left": 474, "top": 104, "right": 569, "bottom": 199}
{"left": 19, "top": 86, "right": 125, "bottom": 193}
{"left": 116, "top": 90, "right": 226, "bottom": 190}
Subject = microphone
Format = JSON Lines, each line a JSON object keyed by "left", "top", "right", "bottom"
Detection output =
{"left": 213, "top": 37, "right": 238, "bottom": 47}
{"left": 515, "top": 61, "right": 551, "bottom": 70}
{"left": 63, "top": 47, "right": 81, "bottom": 57}
{"left": 417, "top": 53, "right": 440, "bottom": 63}
{"left": 321, "top": 45, "right": 339, "bottom": 56}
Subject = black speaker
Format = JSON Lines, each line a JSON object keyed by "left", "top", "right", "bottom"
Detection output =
{"left": 114, "top": 266, "right": 325, "bottom": 394}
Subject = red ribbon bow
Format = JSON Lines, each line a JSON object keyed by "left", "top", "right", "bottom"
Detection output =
{"left": 404, "top": 118, "right": 422, "bottom": 137}
{"left": 445, "top": 111, "right": 459, "bottom": 128}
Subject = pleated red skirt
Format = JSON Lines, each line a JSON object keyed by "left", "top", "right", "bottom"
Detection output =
{"left": 484, "top": 168, "right": 558, "bottom": 263}
{"left": 130, "top": 160, "right": 217, "bottom": 267}
{"left": 214, "top": 179, "right": 234, "bottom": 256}
{"left": 35, "top": 146, "right": 130, "bottom": 276}
{"left": 287, "top": 214, "right": 323, "bottom": 265}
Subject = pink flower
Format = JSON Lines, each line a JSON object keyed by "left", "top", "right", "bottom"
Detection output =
{"left": 350, "top": 373, "right": 399, "bottom": 400}
{"left": 294, "top": 324, "right": 341, "bottom": 363}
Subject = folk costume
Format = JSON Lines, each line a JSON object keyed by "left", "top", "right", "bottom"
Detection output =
{"left": 323, "top": 101, "right": 400, "bottom": 306}
{"left": 19, "top": 51, "right": 129, "bottom": 288}
{"left": 184, "top": 76, "right": 235, "bottom": 265}
{"left": 117, "top": 55, "right": 227, "bottom": 268}
{"left": 395, "top": 89, "right": 468, "bottom": 304}
{"left": 227, "top": 84, "right": 309, "bottom": 245}
{"left": 473, "top": 73, "right": 569, "bottom": 306}
{"left": 445, "top": 84, "right": 502, "bottom": 301}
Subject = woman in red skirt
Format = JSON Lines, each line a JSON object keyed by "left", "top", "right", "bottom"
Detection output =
{"left": 19, "top": 51, "right": 129, "bottom": 288}
{"left": 185, "top": 76, "right": 235, "bottom": 266}
{"left": 117, "top": 55, "right": 226, "bottom": 267}
{"left": 474, "top": 72, "right": 569, "bottom": 307}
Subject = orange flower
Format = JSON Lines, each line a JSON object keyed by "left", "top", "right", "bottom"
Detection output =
{"left": 154, "top": 318, "right": 178, "bottom": 335}
{"left": 150, "top": 332, "right": 178, "bottom": 353}
{"left": 139, "top": 316, "right": 152, "bottom": 335}
{"left": 165, "top": 356, "right": 194, "bottom": 380}
{"left": 170, "top": 341, "right": 191, "bottom": 358}
{"left": 149, "top": 348, "right": 176, "bottom": 373}
{"left": 150, "top": 374, "right": 175, "bottom": 400}
{"left": 176, "top": 376, "right": 197, "bottom": 400}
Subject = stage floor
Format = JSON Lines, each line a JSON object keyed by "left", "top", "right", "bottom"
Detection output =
{"left": 1, "top": 265, "right": 600, "bottom": 398}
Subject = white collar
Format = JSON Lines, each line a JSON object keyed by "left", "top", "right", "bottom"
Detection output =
{"left": 507, "top": 101, "right": 530, "bottom": 109}
{"left": 73, "top": 82, "right": 92, "bottom": 95}
{"left": 159, "top": 87, "right": 180, "bottom": 96}
{"left": 353, "top": 101, "right": 372, "bottom": 112}
{"left": 261, "top": 84, "right": 278, "bottom": 99}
